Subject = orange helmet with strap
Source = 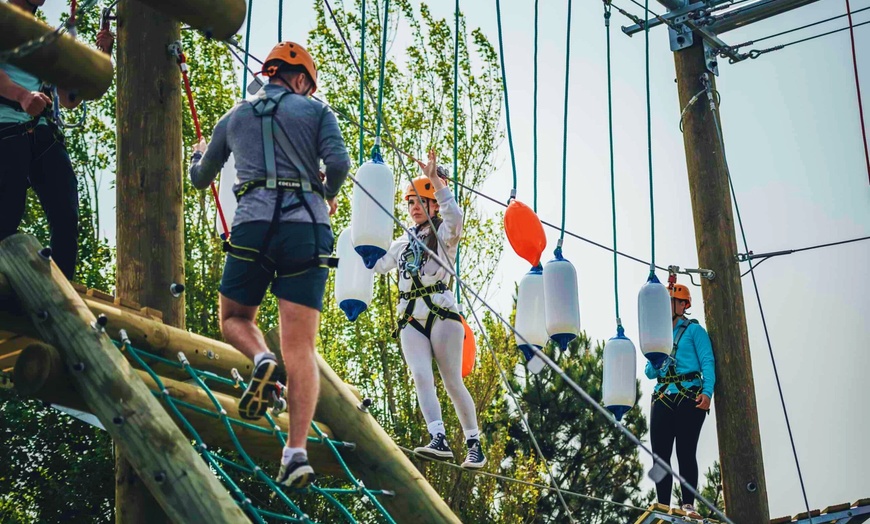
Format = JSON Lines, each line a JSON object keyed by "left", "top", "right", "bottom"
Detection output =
{"left": 670, "top": 284, "right": 691, "bottom": 308}
{"left": 260, "top": 41, "right": 318, "bottom": 94}
{"left": 404, "top": 176, "right": 437, "bottom": 201}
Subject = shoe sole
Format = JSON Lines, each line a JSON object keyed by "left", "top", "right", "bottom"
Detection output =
{"left": 413, "top": 447, "right": 454, "bottom": 461}
{"left": 278, "top": 465, "right": 316, "bottom": 489}
{"left": 461, "top": 457, "right": 488, "bottom": 469}
{"left": 239, "top": 359, "right": 284, "bottom": 421}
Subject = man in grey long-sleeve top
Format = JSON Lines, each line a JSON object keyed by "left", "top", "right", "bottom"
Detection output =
{"left": 188, "top": 41, "right": 350, "bottom": 489}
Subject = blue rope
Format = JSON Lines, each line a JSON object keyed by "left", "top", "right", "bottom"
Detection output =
{"left": 241, "top": 0, "right": 254, "bottom": 98}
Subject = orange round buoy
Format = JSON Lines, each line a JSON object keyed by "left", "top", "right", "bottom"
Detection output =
{"left": 504, "top": 199, "right": 547, "bottom": 267}
{"left": 461, "top": 316, "right": 476, "bottom": 378}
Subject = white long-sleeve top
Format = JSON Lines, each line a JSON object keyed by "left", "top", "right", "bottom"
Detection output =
{"left": 373, "top": 186, "right": 463, "bottom": 320}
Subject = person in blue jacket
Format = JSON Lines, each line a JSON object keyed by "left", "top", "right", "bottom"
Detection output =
{"left": 645, "top": 283, "right": 715, "bottom": 517}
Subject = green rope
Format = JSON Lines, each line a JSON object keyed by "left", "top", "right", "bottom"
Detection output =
{"left": 242, "top": 0, "right": 254, "bottom": 98}
{"left": 494, "top": 0, "right": 518, "bottom": 195}
{"left": 359, "top": 0, "right": 366, "bottom": 166}
{"left": 371, "top": 0, "right": 391, "bottom": 162}
{"left": 533, "top": 0, "right": 540, "bottom": 212}
{"left": 557, "top": 0, "right": 574, "bottom": 254}
{"left": 454, "top": 0, "right": 461, "bottom": 304}
{"left": 278, "top": 0, "right": 284, "bottom": 41}
{"left": 644, "top": 0, "right": 655, "bottom": 273}
{"left": 114, "top": 338, "right": 396, "bottom": 524}
{"left": 605, "top": 2, "right": 621, "bottom": 328}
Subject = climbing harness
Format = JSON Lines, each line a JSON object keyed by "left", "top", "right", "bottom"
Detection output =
{"left": 393, "top": 228, "right": 461, "bottom": 338}
{"left": 223, "top": 87, "right": 338, "bottom": 277}
{"left": 654, "top": 319, "right": 703, "bottom": 405}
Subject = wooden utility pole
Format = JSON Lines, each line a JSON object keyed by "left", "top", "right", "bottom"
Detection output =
{"left": 115, "top": 0, "right": 184, "bottom": 521}
{"left": 674, "top": 38, "right": 770, "bottom": 522}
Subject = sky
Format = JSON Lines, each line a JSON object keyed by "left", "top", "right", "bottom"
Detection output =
{"left": 42, "top": 0, "right": 870, "bottom": 518}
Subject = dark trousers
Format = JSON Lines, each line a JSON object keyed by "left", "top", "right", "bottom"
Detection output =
{"left": 0, "top": 123, "right": 78, "bottom": 279}
{"left": 650, "top": 393, "right": 707, "bottom": 506}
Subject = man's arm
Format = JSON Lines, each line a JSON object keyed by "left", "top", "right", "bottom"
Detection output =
{"left": 189, "top": 113, "right": 231, "bottom": 189}
{"left": 318, "top": 107, "right": 351, "bottom": 199}
{"left": 0, "top": 69, "right": 50, "bottom": 116}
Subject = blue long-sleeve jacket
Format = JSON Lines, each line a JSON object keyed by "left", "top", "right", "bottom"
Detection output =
{"left": 644, "top": 318, "right": 716, "bottom": 398}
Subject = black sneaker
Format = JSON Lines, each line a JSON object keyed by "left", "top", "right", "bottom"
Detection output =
{"left": 239, "top": 353, "right": 284, "bottom": 420}
{"left": 276, "top": 452, "right": 315, "bottom": 489}
{"left": 414, "top": 433, "right": 454, "bottom": 461}
{"left": 461, "top": 439, "right": 487, "bottom": 469}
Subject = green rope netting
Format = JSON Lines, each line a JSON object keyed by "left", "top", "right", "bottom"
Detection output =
{"left": 114, "top": 334, "right": 396, "bottom": 524}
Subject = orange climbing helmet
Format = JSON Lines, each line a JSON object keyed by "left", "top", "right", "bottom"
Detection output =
{"left": 404, "top": 176, "right": 437, "bottom": 201}
{"left": 670, "top": 284, "right": 691, "bottom": 308}
{"left": 261, "top": 41, "right": 318, "bottom": 94}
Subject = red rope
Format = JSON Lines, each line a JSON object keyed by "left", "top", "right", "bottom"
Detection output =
{"left": 70, "top": 0, "right": 77, "bottom": 25}
{"left": 845, "top": 0, "right": 870, "bottom": 184}
{"left": 175, "top": 50, "right": 231, "bottom": 238}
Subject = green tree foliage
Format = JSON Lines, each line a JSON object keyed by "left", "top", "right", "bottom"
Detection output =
{"left": 1, "top": 1, "right": 656, "bottom": 522}
{"left": 493, "top": 328, "right": 653, "bottom": 523}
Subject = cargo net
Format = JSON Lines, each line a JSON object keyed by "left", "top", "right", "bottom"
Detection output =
{"left": 114, "top": 334, "right": 397, "bottom": 524}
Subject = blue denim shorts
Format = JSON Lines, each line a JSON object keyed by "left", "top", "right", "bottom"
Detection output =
{"left": 220, "top": 221, "right": 334, "bottom": 311}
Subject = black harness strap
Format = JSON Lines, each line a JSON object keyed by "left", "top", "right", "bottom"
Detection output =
{"left": 223, "top": 88, "right": 337, "bottom": 276}
{"left": 393, "top": 275, "right": 461, "bottom": 339}
{"left": 655, "top": 319, "right": 703, "bottom": 403}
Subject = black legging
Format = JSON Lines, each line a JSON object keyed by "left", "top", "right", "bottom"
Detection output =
{"left": 650, "top": 393, "right": 707, "bottom": 506}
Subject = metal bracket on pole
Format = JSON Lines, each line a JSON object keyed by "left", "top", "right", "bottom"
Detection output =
{"left": 703, "top": 39, "right": 719, "bottom": 76}
{"left": 668, "top": 264, "right": 715, "bottom": 285}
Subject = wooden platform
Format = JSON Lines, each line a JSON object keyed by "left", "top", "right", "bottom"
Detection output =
{"left": 771, "top": 498, "right": 870, "bottom": 524}
{"left": 634, "top": 499, "right": 870, "bottom": 524}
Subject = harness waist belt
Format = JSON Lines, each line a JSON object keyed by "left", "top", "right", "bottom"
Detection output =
{"left": 656, "top": 371, "right": 702, "bottom": 385}
{"left": 399, "top": 281, "right": 447, "bottom": 301}
{"left": 235, "top": 178, "right": 324, "bottom": 200}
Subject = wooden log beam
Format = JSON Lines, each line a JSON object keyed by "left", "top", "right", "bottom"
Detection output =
{"left": 134, "top": 0, "right": 247, "bottom": 42}
{"left": 0, "top": 273, "right": 459, "bottom": 522}
{"left": 0, "top": 234, "right": 248, "bottom": 524}
{"left": 0, "top": 275, "right": 363, "bottom": 400}
{"left": 291, "top": 344, "right": 461, "bottom": 523}
{"left": 0, "top": 3, "right": 113, "bottom": 100}
{"left": 12, "top": 342, "right": 345, "bottom": 477}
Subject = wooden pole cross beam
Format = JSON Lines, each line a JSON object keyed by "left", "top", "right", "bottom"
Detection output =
{"left": 12, "top": 342, "right": 346, "bottom": 478}
{"left": 0, "top": 234, "right": 248, "bottom": 524}
{"left": 0, "top": 3, "right": 113, "bottom": 100}
{"left": 135, "top": 0, "right": 247, "bottom": 41}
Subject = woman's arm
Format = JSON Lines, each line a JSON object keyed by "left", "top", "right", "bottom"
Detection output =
{"left": 372, "top": 239, "right": 402, "bottom": 274}
{"left": 694, "top": 327, "right": 716, "bottom": 398}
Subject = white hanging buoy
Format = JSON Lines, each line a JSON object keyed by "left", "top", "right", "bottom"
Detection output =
{"left": 335, "top": 228, "right": 374, "bottom": 321}
{"left": 543, "top": 248, "right": 581, "bottom": 350}
{"left": 602, "top": 327, "right": 637, "bottom": 421}
{"left": 351, "top": 160, "right": 395, "bottom": 268}
{"left": 514, "top": 266, "right": 548, "bottom": 373}
{"left": 215, "top": 153, "right": 238, "bottom": 239}
{"left": 638, "top": 273, "right": 673, "bottom": 367}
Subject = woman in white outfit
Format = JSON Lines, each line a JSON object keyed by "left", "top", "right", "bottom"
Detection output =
{"left": 373, "top": 150, "right": 486, "bottom": 469}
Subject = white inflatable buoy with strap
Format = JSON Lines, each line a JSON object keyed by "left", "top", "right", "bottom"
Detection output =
{"left": 602, "top": 327, "right": 637, "bottom": 421}
{"left": 514, "top": 266, "right": 547, "bottom": 373}
{"left": 335, "top": 227, "right": 374, "bottom": 321}
{"left": 351, "top": 160, "right": 395, "bottom": 268}
{"left": 637, "top": 273, "right": 673, "bottom": 367}
{"left": 543, "top": 248, "right": 581, "bottom": 350}
{"left": 215, "top": 153, "right": 238, "bottom": 239}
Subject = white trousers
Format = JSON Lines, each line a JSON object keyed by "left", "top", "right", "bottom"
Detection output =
{"left": 399, "top": 316, "right": 479, "bottom": 433}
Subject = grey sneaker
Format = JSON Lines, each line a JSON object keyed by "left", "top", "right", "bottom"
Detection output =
{"left": 461, "top": 439, "right": 487, "bottom": 469}
{"left": 681, "top": 504, "right": 701, "bottom": 519}
{"left": 239, "top": 353, "right": 284, "bottom": 420}
{"left": 414, "top": 433, "right": 454, "bottom": 460}
{"left": 277, "top": 452, "right": 315, "bottom": 489}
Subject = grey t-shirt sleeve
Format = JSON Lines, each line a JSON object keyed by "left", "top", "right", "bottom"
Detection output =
{"left": 318, "top": 107, "right": 351, "bottom": 199}
{"left": 189, "top": 111, "right": 231, "bottom": 190}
